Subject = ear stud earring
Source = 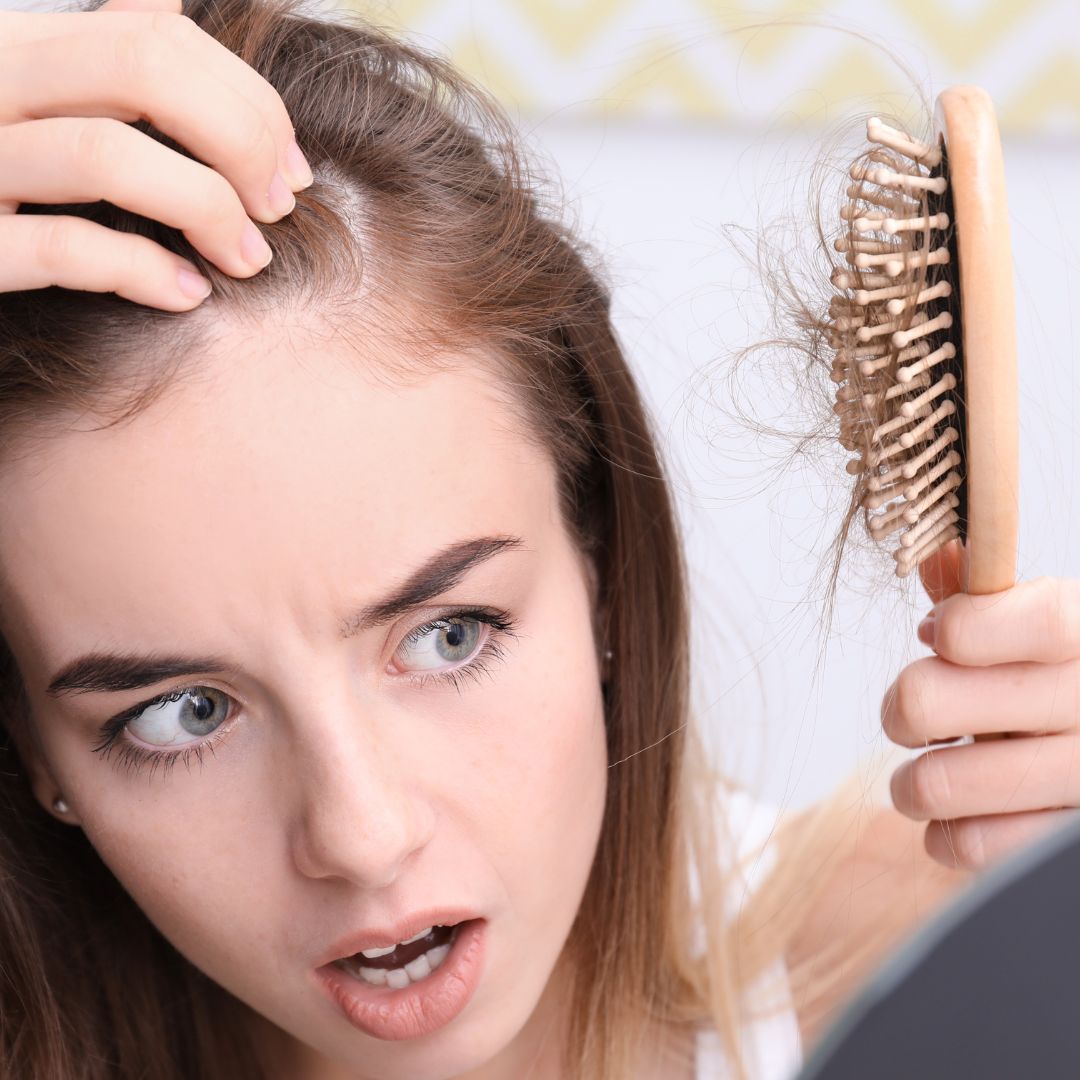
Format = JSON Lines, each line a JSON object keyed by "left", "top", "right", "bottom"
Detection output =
{"left": 51, "top": 796, "right": 69, "bottom": 815}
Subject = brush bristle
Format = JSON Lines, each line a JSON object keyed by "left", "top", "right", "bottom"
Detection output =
{"left": 829, "top": 117, "right": 965, "bottom": 578}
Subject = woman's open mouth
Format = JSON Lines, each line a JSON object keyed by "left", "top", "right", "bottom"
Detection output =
{"left": 336, "top": 922, "right": 458, "bottom": 988}
{"left": 315, "top": 918, "right": 487, "bottom": 1041}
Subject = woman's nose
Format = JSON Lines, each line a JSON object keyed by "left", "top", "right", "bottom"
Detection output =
{"left": 285, "top": 704, "right": 436, "bottom": 889}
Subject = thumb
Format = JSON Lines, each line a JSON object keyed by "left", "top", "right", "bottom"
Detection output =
{"left": 94, "top": 0, "right": 182, "bottom": 12}
{"left": 917, "top": 537, "right": 964, "bottom": 605}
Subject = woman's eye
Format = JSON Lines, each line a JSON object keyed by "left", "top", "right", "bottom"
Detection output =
{"left": 126, "top": 687, "right": 232, "bottom": 748}
{"left": 395, "top": 616, "right": 485, "bottom": 672}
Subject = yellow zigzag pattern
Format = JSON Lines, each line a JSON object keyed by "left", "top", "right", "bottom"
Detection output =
{"left": 521, "top": 0, "right": 628, "bottom": 58}
{"left": 345, "top": 0, "right": 1080, "bottom": 134}
{"left": 604, "top": 37, "right": 731, "bottom": 117}
{"left": 891, "top": 0, "right": 1040, "bottom": 72}
{"left": 441, "top": 34, "right": 532, "bottom": 108}
{"left": 693, "top": 0, "right": 833, "bottom": 68}
{"left": 1001, "top": 53, "right": 1080, "bottom": 132}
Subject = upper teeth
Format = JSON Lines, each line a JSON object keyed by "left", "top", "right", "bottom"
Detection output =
{"left": 359, "top": 926, "right": 432, "bottom": 959}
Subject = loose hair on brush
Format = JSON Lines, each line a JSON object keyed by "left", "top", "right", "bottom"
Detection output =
{"left": 710, "top": 99, "right": 946, "bottom": 626}
{"left": 695, "top": 33, "right": 974, "bottom": 1032}
{"left": 0, "top": 2, "right": 869, "bottom": 1078}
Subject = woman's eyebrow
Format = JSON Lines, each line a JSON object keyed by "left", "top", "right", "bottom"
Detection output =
{"left": 339, "top": 534, "right": 523, "bottom": 636}
{"left": 44, "top": 534, "right": 524, "bottom": 698}
{"left": 46, "top": 653, "right": 233, "bottom": 698}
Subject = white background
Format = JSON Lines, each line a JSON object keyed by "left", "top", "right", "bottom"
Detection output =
{"left": 522, "top": 116, "right": 1080, "bottom": 813}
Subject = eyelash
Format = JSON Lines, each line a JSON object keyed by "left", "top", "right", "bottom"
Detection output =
{"left": 395, "top": 608, "right": 515, "bottom": 691}
{"left": 92, "top": 703, "right": 226, "bottom": 780}
{"left": 91, "top": 606, "right": 518, "bottom": 780}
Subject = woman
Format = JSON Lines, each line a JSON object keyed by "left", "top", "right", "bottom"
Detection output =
{"left": 1, "top": 1, "right": 1077, "bottom": 1078}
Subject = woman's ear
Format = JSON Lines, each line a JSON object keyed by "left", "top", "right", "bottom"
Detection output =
{"left": 581, "top": 553, "right": 612, "bottom": 677}
{"left": 30, "top": 766, "right": 81, "bottom": 826}
{"left": 0, "top": 642, "right": 83, "bottom": 825}
{"left": 10, "top": 728, "right": 81, "bottom": 826}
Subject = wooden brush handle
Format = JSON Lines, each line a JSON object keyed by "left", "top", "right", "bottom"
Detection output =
{"left": 933, "top": 87, "right": 1019, "bottom": 597}
{"left": 934, "top": 87, "right": 1020, "bottom": 744}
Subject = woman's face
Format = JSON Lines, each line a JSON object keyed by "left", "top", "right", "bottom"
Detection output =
{"left": 0, "top": 327, "right": 609, "bottom": 1080}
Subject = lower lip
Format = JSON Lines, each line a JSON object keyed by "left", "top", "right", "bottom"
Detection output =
{"left": 316, "top": 919, "right": 487, "bottom": 1041}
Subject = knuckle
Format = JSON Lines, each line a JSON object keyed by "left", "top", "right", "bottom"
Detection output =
{"left": 933, "top": 604, "right": 960, "bottom": 657}
{"left": 233, "top": 110, "right": 273, "bottom": 166}
{"left": 1035, "top": 577, "right": 1079, "bottom": 661}
{"left": 1066, "top": 660, "right": 1080, "bottom": 723}
{"left": 905, "top": 750, "right": 952, "bottom": 818}
{"left": 934, "top": 597, "right": 975, "bottom": 660}
{"left": 152, "top": 11, "right": 199, "bottom": 45}
{"left": 888, "top": 662, "right": 934, "bottom": 744}
{"left": 194, "top": 169, "right": 243, "bottom": 229}
{"left": 112, "top": 25, "right": 168, "bottom": 87}
{"left": 70, "top": 118, "right": 126, "bottom": 179}
{"left": 943, "top": 819, "right": 985, "bottom": 870}
{"left": 35, "top": 217, "right": 75, "bottom": 275}
{"left": 1056, "top": 580, "right": 1080, "bottom": 657}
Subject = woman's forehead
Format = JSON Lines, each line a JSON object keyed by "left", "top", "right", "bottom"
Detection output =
{"left": 0, "top": 333, "right": 558, "bottom": 673}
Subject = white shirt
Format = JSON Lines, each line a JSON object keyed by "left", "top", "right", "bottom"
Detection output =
{"left": 694, "top": 789, "right": 803, "bottom": 1079}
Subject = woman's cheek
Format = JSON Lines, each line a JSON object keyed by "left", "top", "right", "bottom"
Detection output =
{"left": 74, "top": 774, "right": 269, "bottom": 964}
{"left": 508, "top": 647, "right": 607, "bottom": 865}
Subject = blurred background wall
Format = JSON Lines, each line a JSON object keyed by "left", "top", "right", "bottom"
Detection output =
{"left": 356, "top": 0, "right": 1080, "bottom": 814}
{"left": 367, "top": 0, "right": 1080, "bottom": 135}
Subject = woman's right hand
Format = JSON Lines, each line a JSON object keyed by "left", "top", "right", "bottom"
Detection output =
{"left": 0, "top": 0, "right": 313, "bottom": 311}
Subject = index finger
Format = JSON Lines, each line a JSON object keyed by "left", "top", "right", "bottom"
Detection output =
{"left": 6, "top": 7, "right": 311, "bottom": 191}
{"left": 94, "top": 0, "right": 182, "bottom": 13}
{"left": 930, "top": 576, "right": 1080, "bottom": 666}
{"left": 918, "top": 538, "right": 964, "bottom": 606}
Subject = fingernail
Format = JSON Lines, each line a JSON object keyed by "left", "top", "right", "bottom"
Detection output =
{"left": 284, "top": 138, "right": 314, "bottom": 190}
{"left": 241, "top": 220, "right": 274, "bottom": 269}
{"left": 267, "top": 172, "right": 296, "bottom": 217}
{"left": 917, "top": 610, "right": 937, "bottom": 648}
{"left": 177, "top": 265, "right": 212, "bottom": 300}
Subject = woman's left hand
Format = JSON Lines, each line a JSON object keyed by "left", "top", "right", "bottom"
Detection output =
{"left": 882, "top": 539, "right": 1080, "bottom": 871}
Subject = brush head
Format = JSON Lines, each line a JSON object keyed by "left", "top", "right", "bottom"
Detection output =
{"left": 828, "top": 88, "right": 1018, "bottom": 592}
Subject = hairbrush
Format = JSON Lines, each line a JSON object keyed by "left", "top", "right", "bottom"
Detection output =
{"left": 827, "top": 86, "right": 1019, "bottom": 595}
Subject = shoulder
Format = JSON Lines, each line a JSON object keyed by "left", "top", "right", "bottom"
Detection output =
{"left": 784, "top": 804, "right": 973, "bottom": 1051}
